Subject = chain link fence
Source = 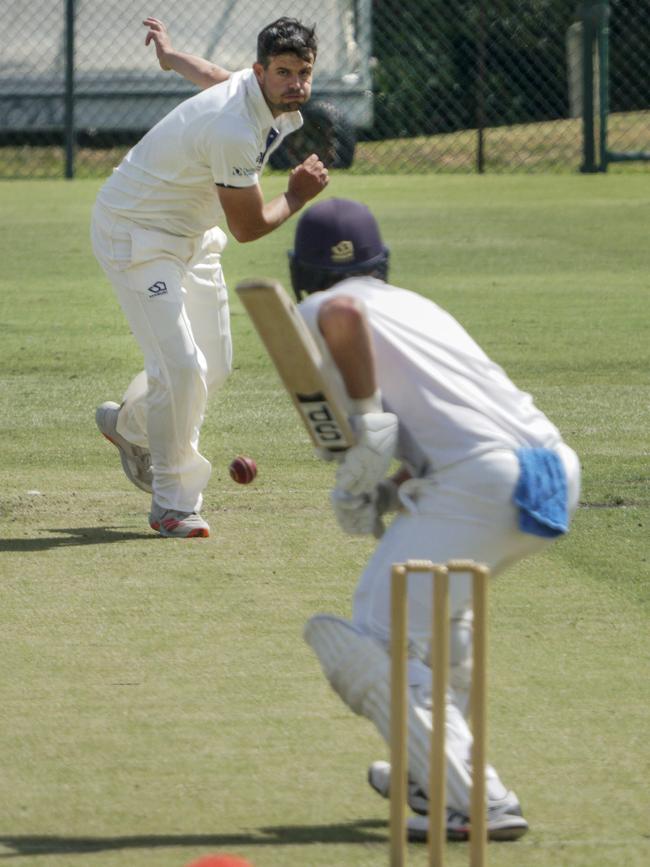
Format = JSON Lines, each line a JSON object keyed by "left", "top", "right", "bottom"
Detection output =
{"left": 1, "top": 0, "right": 648, "bottom": 178}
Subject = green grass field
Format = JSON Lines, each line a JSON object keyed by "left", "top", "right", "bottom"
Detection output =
{"left": 0, "top": 174, "right": 648, "bottom": 867}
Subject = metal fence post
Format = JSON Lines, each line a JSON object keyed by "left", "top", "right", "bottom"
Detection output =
{"left": 597, "top": 0, "right": 610, "bottom": 171}
{"left": 578, "top": 1, "right": 596, "bottom": 173}
{"left": 578, "top": 0, "right": 611, "bottom": 173}
{"left": 64, "top": 0, "right": 76, "bottom": 179}
{"left": 476, "top": 0, "right": 487, "bottom": 174}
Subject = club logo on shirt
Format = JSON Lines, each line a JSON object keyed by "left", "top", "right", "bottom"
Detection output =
{"left": 147, "top": 281, "right": 168, "bottom": 298}
{"left": 259, "top": 129, "right": 279, "bottom": 166}
{"left": 331, "top": 241, "right": 355, "bottom": 264}
{"left": 232, "top": 166, "right": 257, "bottom": 177}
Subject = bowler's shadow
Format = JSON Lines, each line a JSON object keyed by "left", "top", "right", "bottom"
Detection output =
{"left": 0, "top": 820, "right": 387, "bottom": 857}
{"left": 0, "top": 526, "right": 154, "bottom": 553}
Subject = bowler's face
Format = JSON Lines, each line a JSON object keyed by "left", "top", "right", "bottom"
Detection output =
{"left": 254, "top": 53, "right": 314, "bottom": 116}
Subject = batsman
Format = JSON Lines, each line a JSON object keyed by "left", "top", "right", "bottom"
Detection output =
{"left": 284, "top": 199, "right": 583, "bottom": 841}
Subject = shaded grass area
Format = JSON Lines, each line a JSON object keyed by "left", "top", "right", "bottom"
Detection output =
{"left": 0, "top": 110, "right": 648, "bottom": 178}
{"left": 0, "top": 175, "right": 648, "bottom": 866}
{"left": 354, "top": 110, "right": 650, "bottom": 173}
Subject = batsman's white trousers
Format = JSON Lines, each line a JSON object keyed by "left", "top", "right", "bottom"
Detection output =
{"left": 91, "top": 203, "right": 232, "bottom": 512}
{"left": 352, "top": 442, "right": 581, "bottom": 640}
{"left": 352, "top": 442, "right": 581, "bottom": 807}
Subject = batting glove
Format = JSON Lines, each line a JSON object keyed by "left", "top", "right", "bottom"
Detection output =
{"left": 331, "top": 489, "right": 384, "bottom": 537}
{"left": 375, "top": 476, "right": 401, "bottom": 516}
{"left": 335, "top": 412, "right": 399, "bottom": 498}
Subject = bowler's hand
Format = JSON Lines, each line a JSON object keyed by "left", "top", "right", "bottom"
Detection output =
{"left": 288, "top": 154, "right": 329, "bottom": 206}
{"left": 144, "top": 17, "right": 173, "bottom": 70}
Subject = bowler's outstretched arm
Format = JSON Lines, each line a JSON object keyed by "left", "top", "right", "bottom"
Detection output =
{"left": 144, "top": 17, "right": 232, "bottom": 88}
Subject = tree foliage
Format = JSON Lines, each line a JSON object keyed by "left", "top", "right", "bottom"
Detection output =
{"left": 367, "top": 1, "right": 646, "bottom": 139}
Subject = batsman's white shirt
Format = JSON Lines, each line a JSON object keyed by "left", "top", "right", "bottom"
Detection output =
{"left": 299, "top": 275, "right": 562, "bottom": 474}
{"left": 97, "top": 68, "right": 302, "bottom": 237}
{"left": 299, "top": 275, "right": 580, "bottom": 629}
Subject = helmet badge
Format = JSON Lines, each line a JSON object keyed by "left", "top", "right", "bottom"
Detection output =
{"left": 330, "top": 241, "right": 355, "bottom": 263}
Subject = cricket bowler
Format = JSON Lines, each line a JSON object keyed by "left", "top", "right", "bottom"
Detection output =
{"left": 92, "top": 17, "right": 329, "bottom": 537}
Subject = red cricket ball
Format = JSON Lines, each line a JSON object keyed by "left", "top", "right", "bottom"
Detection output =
{"left": 228, "top": 455, "right": 257, "bottom": 484}
{"left": 184, "top": 856, "right": 254, "bottom": 867}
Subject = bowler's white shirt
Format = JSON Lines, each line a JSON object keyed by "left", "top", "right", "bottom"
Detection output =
{"left": 97, "top": 69, "right": 302, "bottom": 237}
{"left": 299, "top": 277, "right": 562, "bottom": 473}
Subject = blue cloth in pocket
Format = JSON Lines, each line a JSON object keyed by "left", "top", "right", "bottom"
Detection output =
{"left": 514, "top": 447, "right": 568, "bottom": 538}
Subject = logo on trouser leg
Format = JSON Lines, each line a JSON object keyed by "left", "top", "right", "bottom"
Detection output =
{"left": 147, "top": 281, "right": 168, "bottom": 298}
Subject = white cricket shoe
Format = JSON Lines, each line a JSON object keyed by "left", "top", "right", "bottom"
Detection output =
{"left": 407, "top": 806, "right": 529, "bottom": 843}
{"left": 368, "top": 760, "right": 528, "bottom": 841}
{"left": 95, "top": 401, "right": 152, "bottom": 493}
{"left": 149, "top": 501, "right": 210, "bottom": 538}
{"left": 368, "top": 760, "right": 429, "bottom": 815}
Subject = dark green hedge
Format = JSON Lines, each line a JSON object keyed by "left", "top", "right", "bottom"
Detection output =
{"left": 366, "top": 0, "right": 647, "bottom": 139}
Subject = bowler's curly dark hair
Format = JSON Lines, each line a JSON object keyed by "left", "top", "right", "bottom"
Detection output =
{"left": 257, "top": 17, "right": 317, "bottom": 66}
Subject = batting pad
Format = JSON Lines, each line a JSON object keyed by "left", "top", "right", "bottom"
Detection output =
{"left": 304, "top": 615, "right": 389, "bottom": 715}
{"left": 304, "top": 614, "right": 476, "bottom": 813}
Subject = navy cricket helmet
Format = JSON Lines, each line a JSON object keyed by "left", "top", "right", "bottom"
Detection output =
{"left": 289, "top": 198, "right": 389, "bottom": 299}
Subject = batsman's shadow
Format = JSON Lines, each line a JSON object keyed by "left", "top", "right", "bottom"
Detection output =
{"left": 0, "top": 526, "right": 155, "bottom": 552}
{"left": 0, "top": 820, "right": 387, "bottom": 857}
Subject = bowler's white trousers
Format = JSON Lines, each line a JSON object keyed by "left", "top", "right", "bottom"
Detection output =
{"left": 91, "top": 203, "right": 232, "bottom": 512}
{"left": 352, "top": 442, "right": 581, "bottom": 806}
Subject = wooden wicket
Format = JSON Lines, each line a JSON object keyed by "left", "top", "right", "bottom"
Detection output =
{"left": 389, "top": 559, "right": 490, "bottom": 867}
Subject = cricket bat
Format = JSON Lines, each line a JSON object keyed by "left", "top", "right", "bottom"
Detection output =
{"left": 235, "top": 278, "right": 355, "bottom": 453}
